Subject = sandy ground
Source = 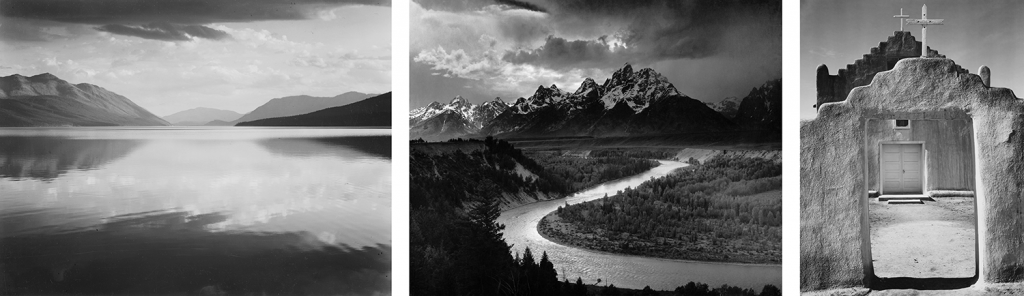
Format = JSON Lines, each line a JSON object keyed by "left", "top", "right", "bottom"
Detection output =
{"left": 804, "top": 282, "right": 1024, "bottom": 296}
{"left": 869, "top": 197, "right": 976, "bottom": 279}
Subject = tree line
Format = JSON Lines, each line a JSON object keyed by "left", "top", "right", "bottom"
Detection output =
{"left": 526, "top": 151, "right": 659, "bottom": 193}
{"left": 549, "top": 155, "right": 782, "bottom": 263}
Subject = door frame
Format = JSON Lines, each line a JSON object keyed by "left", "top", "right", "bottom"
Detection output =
{"left": 878, "top": 141, "right": 926, "bottom": 195}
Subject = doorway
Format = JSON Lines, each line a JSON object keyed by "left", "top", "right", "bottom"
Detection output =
{"left": 867, "top": 119, "right": 978, "bottom": 289}
{"left": 880, "top": 143, "right": 924, "bottom": 195}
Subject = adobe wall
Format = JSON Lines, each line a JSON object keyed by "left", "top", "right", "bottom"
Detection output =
{"left": 802, "top": 58, "right": 1024, "bottom": 291}
{"left": 816, "top": 31, "right": 946, "bottom": 109}
{"left": 864, "top": 119, "right": 976, "bottom": 192}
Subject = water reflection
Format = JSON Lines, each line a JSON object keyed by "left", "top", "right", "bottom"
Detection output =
{"left": 0, "top": 128, "right": 391, "bottom": 295}
{"left": 0, "top": 210, "right": 390, "bottom": 295}
{"left": 259, "top": 136, "right": 391, "bottom": 159}
{"left": 0, "top": 137, "right": 142, "bottom": 180}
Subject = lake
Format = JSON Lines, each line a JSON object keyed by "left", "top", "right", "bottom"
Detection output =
{"left": 0, "top": 127, "right": 391, "bottom": 295}
{"left": 498, "top": 160, "right": 782, "bottom": 291}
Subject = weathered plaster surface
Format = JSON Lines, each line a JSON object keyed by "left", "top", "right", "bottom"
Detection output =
{"left": 815, "top": 31, "right": 946, "bottom": 109}
{"left": 802, "top": 58, "right": 1024, "bottom": 290}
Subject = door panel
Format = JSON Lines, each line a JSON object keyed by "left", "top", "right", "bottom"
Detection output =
{"left": 881, "top": 143, "right": 924, "bottom": 194}
{"left": 901, "top": 145, "right": 923, "bottom": 193}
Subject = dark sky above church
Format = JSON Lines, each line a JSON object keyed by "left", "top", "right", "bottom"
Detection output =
{"left": 801, "top": 0, "right": 1024, "bottom": 119}
{"left": 410, "top": 0, "right": 781, "bottom": 109}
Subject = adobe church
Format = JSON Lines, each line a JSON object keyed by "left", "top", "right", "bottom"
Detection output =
{"left": 801, "top": 6, "right": 1024, "bottom": 292}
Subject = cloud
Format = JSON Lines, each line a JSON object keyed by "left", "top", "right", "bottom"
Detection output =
{"left": 1, "top": 0, "right": 389, "bottom": 41}
{"left": 409, "top": 0, "right": 780, "bottom": 105}
{"left": 502, "top": 35, "right": 629, "bottom": 69}
{"left": 415, "top": 0, "right": 545, "bottom": 12}
{"left": 1, "top": 0, "right": 389, "bottom": 24}
{"left": 413, "top": 45, "right": 603, "bottom": 94}
{"left": 96, "top": 23, "right": 230, "bottom": 41}
{"left": 499, "top": 0, "right": 781, "bottom": 69}
{"left": 495, "top": 0, "right": 546, "bottom": 12}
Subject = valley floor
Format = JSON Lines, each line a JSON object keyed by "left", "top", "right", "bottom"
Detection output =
{"left": 538, "top": 190, "right": 782, "bottom": 265}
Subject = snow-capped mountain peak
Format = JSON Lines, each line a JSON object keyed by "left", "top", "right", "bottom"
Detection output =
{"left": 409, "top": 95, "right": 511, "bottom": 136}
{"left": 573, "top": 77, "right": 603, "bottom": 99}
{"left": 599, "top": 64, "right": 685, "bottom": 112}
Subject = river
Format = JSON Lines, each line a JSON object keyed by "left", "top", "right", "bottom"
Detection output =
{"left": 497, "top": 160, "right": 782, "bottom": 291}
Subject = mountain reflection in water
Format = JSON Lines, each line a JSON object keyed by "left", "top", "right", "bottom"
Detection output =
{"left": 0, "top": 128, "right": 392, "bottom": 295}
{"left": 0, "top": 137, "right": 143, "bottom": 180}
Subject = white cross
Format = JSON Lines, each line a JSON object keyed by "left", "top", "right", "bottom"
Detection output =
{"left": 893, "top": 8, "right": 910, "bottom": 32}
{"left": 905, "top": 4, "right": 944, "bottom": 57}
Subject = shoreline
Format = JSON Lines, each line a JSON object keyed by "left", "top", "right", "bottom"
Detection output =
{"left": 537, "top": 212, "right": 782, "bottom": 267}
{"left": 499, "top": 159, "right": 667, "bottom": 213}
{"left": 500, "top": 159, "right": 780, "bottom": 268}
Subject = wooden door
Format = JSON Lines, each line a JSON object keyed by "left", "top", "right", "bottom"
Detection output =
{"left": 881, "top": 143, "right": 924, "bottom": 194}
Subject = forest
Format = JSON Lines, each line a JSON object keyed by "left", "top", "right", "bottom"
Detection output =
{"left": 410, "top": 138, "right": 661, "bottom": 295}
{"left": 410, "top": 139, "right": 780, "bottom": 295}
{"left": 541, "top": 155, "right": 782, "bottom": 264}
{"left": 526, "top": 151, "right": 659, "bottom": 193}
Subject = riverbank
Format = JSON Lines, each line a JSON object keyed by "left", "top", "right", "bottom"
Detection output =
{"left": 497, "top": 160, "right": 781, "bottom": 291}
{"left": 538, "top": 204, "right": 782, "bottom": 265}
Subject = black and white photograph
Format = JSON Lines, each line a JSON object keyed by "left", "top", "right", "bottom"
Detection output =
{"left": 0, "top": 0, "right": 392, "bottom": 294}
{"left": 800, "top": 0, "right": 1024, "bottom": 294}
{"left": 408, "top": 0, "right": 782, "bottom": 295}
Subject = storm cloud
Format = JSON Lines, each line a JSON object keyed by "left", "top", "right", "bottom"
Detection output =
{"left": 1, "top": 0, "right": 389, "bottom": 41}
{"left": 502, "top": 0, "right": 781, "bottom": 69}
{"left": 96, "top": 23, "right": 230, "bottom": 41}
{"left": 416, "top": 0, "right": 546, "bottom": 12}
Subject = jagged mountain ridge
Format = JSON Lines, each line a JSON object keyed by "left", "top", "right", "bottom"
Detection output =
{"left": 409, "top": 96, "right": 509, "bottom": 141}
{"left": 410, "top": 64, "right": 781, "bottom": 140}
{"left": 0, "top": 73, "right": 169, "bottom": 127}
{"left": 733, "top": 79, "right": 782, "bottom": 131}
{"left": 704, "top": 97, "right": 742, "bottom": 118}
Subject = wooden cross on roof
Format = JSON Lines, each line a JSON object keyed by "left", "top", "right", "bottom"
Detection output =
{"left": 893, "top": 8, "right": 910, "bottom": 31}
{"left": 905, "top": 4, "right": 944, "bottom": 57}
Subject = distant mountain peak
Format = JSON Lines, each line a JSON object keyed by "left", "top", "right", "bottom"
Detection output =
{"left": 232, "top": 92, "right": 374, "bottom": 124}
{"left": 162, "top": 107, "right": 243, "bottom": 125}
{"left": 0, "top": 73, "right": 168, "bottom": 126}
{"left": 599, "top": 65, "right": 683, "bottom": 112}
{"left": 450, "top": 95, "right": 470, "bottom": 106}
{"left": 409, "top": 94, "right": 510, "bottom": 140}
{"left": 733, "top": 78, "right": 782, "bottom": 131}
{"left": 29, "top": 73, "right": 59, "bottom": 81}
{"left": 573, "top": 77, "right": 602, "bottom": 99}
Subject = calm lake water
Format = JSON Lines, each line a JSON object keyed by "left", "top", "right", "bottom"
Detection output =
{"left": 498, "top": 160, "right": 782, "bottom": 291}
{"left": 0, "top": 127, "right": 391, "bottom": 295}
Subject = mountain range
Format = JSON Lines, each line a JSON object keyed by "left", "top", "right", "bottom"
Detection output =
{"left": 231, "top": 92, "right": 375, "bottom": 124}
{"left": 705, "top": 97, "right": 742, "bottom": 119}
{"left": 0, "top": 73, "right": 388, "bottom": 128}
{"left": 409, "top": 96, "right": 509, "bottom": 141}
{"left": 0, "top": 73, "right": 169, "bottom": 127}
{"left": 409, "top": 64, "right": 782, "bottom": 141}
{"left": 162, "top": 107, "right": 242, "bottom": 126}
{"left": 237, "top": 92, "right": 391, "bottom": 127}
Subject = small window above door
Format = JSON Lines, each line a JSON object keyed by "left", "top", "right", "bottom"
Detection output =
{"left": 894, "top": 119, "right": 911, "bottom": 130}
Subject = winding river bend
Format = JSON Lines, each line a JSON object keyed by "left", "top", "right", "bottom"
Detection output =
{"left": 497, "top": 160, "right": 782, "bottom": 291}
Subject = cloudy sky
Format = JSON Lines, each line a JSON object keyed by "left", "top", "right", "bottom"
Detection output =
{"left": 409, "top": 0, "right": 781, "bottom": 109}
{"left": 801, "top": 0, "right": 1024, "bottom": 119}
{"left": 0, "top": 0, "right": 391, "bottom": 116}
